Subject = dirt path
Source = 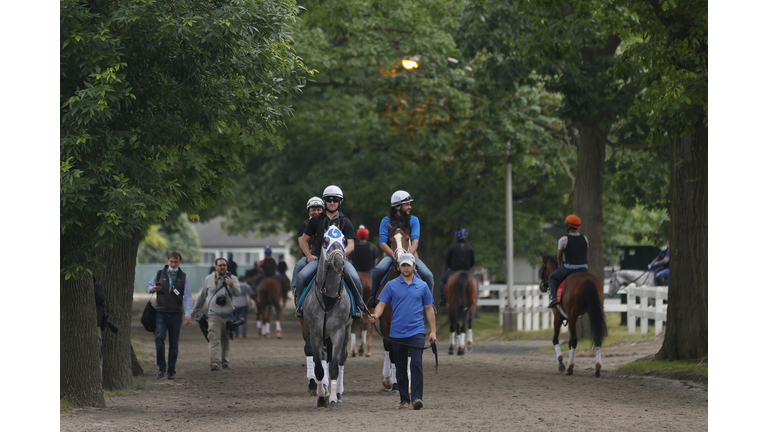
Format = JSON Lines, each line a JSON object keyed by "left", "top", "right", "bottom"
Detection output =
{"left": 61, "top": 299, "right": 707, "bottom": 431}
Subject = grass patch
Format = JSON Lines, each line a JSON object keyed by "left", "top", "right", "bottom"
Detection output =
{"left": 616, "top": 358, "right": 708, "bottom": 382}
{"left": 104, "top": 389, "right": 137, "bottom": 397}
{"left": 60, "top": 399, "right": 72, "bottom": 411}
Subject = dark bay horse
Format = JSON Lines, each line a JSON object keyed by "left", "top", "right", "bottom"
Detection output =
{"left": 278, "top": 274, "right": 291, "bottom": 308}
{"left": 539, "top": 254, "right": 607, "bottom": 377}
{"left": 350, "top": 271, "right": 373, "bottom": 358}
{"left": 258, "top": 277, "right": 283, "bottom": 339}
{"left": 373, "top": 222, "right": 412, "bottom": 393}
{"left": 302, "top": 225, "right": 351, "bottom": 412}
{"left": 445, "top": 271, "right": 477, "bottom": 355}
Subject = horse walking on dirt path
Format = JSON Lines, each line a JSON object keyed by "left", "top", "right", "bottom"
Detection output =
{"left": 350, "top": 271, "right": 373, "bottom": 358}
{"left": 258, "top": 277, "right": 283, "bottom": 339}
{"left": 539, "top": 254, "right": 607, "bottom": 377}
{"left": 445, "top": 271, "right": 477, "bottom": 355}
{"left": 302, "top": 225, "right": 352, "bottom": 412}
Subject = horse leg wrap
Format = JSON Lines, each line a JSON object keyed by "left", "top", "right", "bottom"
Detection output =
{"left": 554, "top": 344, "right": 562, "bottom": 360}
{"left": 449, "top": 332, "right": 456, "bottom": 348}
{"left": 329, "top": 380, "right": 338, "bottom": 403}
{"left": 275, "top": 321, "right": 281, "bottom": 332}
{"left": 569, "top": 348, "right": 576, "bottom": 367}
{"left": 595, "top": 347, "right": 602, "bottom": 370}
{"left": 337, "top": 366, "right": 344, "bottom": 394}
{"left": 382, "top": 352, "right": 391, "bottom": 378}
{"left": 467, "top": 329, "right": 473, "bottom": 345}
{"left": 362, "top": 331, "right": 367, "bottom": 344}
{"left": 407, "top": 356, "right": 411, "bottom": 381}
{"left": 459, "top": 333, "right": 465, "bottom": 349}
{"left": 350, "top": 334, "right": 356, "bottom": 351}
{"left": 256, "top": 320, "right": 262, "bottom": 329}
{"left": 390, "top": 363, "right": 397, "bottom": 384}
{"left": 307, "top": 357, "right": 316, "bottom": 380}
{"left": 321, "top": 360, "right": 330, "bottom": 387}
{"left": 265, "top": 323, "right": 270, "bottom": 335}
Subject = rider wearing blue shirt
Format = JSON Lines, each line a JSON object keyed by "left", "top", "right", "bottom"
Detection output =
{"left": 648, "top": 241, "right": 671, "bottom": 286}
{"left": 369, "top": 190, "right": 434, "bottom": 307}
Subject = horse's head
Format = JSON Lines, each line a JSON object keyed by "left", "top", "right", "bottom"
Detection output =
{"left": 387, "top": 222, "right": 411, "bottom": 263}
{"left": 317, "top": 225, "right": 347, "bottom": 297}
{"left": 608, "top": 271, "right": 620, "bottom": 298}
{"left": 538, "top": 253, "right": 558, "bottom": 293}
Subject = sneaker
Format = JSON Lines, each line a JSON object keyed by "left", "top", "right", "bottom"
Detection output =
{"left": 211, "top": 364, "right": 221, "bottom": 371}
{"left": 222, "top": 364, "right": 229, "bottom": 370}
{"left": 397, "top": 401, "right": 410, "bottom": 409}
{"left": 412, "top": 399, "right": 423, "bottom": 410}
{"left": 156, "top": 370, "right": 165, "bottom": 379}
{"left": 167, "top": 372, "right": 176, "bottom": 380}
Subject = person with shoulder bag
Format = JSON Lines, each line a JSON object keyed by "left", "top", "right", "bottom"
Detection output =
{"left": 146, "top": 252, "right": 193, "bottom": 380}
{"left": 193, "top": 258, "right": 241, "bottom": 371}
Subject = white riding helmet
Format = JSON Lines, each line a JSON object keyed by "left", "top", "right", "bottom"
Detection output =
{"left": 306, "top": 196, "right": 324, "bottom": 209}
{"left": 322, "top": 185, "right": 344, "bottom": 200}
{"left": 390, "top": 190, "right": 413, "bottom": 207}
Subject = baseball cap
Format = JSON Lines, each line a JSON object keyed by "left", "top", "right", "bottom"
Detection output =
{"left": 398, "top": 253, "right": 415, "bottom": 267}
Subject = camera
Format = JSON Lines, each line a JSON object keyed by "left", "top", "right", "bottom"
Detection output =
{"left": 102, "top": 313, "right": 119, "bottom": 334}
{"left": 226, "top": 318, "right": 246, "bottom": 332}
{"left": 215, "top": 272, "right": 232, "bottom": 306}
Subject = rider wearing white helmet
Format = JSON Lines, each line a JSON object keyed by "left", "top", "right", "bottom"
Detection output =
{"left": 368, "top": 190, "right": 434, "bottom": 308}
{"left": 290, "top": 196, "right": 326, "bottom": 292}
{"left": 294, "top": 185, "right": 365, "bottom": 319}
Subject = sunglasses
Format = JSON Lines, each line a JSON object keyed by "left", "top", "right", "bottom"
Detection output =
{"left": 324, "top": 197, "right": 342, "bottom": 203}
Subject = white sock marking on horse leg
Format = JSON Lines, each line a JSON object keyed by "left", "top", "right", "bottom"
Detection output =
{"left": 329, "top": 380, "right": 338, "bottom": 403}
{"left": 554, "top": 344, "right": 562, "bottom": 359}
{"left": 362, "top": 331, "right": 367, "bottom": 345}
{"left": 307, "top": 357, "right": 316, "bottom": 380}
{"left": 468, "top": 329, "right": 473, "bottom": 344}
{"left": 407, "top": 356, "right": 411, "bottom": 381}
{"left": 350, "top": 334, "right": 356, "bottom": 350}
{"left": 265, "top": 323, "right": 270, "bottom": 335}
{"left": 596, "top": 347, "right": 602, "bottom": 369}
{"left": 569, "top": 348, "right": 576, "bottom": 367}
{"left": 337, "top": 366, "right": 344, "bottom": 394}
{"left": 383, "top": 352, "right": 391, "bottom": 378}
{"left": 275, "top": 321, "right": 281, "bottom": 332}
{"left": 391, "top": 364, "right": 397, "bottom": 384}
{"left": 449, "top": 332, "right": 456, "bottom": 347}
{"left": 322, "top": 360, "right": 330, "bottom": 387}
{"left": 256, "top": 320, "right": 261, "bottom": 329}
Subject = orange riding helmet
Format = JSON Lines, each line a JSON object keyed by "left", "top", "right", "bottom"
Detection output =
{"left": 565, "top": 214, "right": 581, "bottom": 229}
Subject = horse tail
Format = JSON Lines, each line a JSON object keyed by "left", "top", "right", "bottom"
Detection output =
{"left": 583, "top": 279, "right": 607, "bottom": 347}
{"left": 454, "top": 271, "right": 469, "bottom": 320}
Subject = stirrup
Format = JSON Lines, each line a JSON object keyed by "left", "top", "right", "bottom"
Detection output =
{"left": 548, "top": 298, "right": 557, "bottom": 308}
{"left": 295, "top": 307, "right": 303, "bottom": 318}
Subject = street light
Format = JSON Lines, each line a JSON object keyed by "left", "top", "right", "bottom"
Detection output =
{"left": 401, "top": 55, "right": 420, "bottom": 70}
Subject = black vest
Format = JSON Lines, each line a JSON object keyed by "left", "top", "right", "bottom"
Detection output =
{"left": 155, "top": 267, "right": 186, "bottom": 313}
{"left": 311, "top": 212, "right": 348, "bottom": 256}
{"left": 564, "top": 234, "right": 588, "bottom": 266}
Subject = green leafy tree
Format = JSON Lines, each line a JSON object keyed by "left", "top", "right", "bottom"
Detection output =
{"left": 620, "top": 0, "right": 707, "bottom": 361}
{"left": 137, "top": 214, "right": 202, "bottom": 264}
{"left": 61, "top": 0, "right": 308, "bottom": 405}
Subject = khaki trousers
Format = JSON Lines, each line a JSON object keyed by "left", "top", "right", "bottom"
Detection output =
{"left": 208, "top": 315, "right": 230, "bottom": 367}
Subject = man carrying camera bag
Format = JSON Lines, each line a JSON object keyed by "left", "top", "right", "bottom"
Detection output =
{"left": 147, "top": 252, "right": 193, "bottom": 379}
{"left": 194, "top": 258, "right": 241, "bottom": 371}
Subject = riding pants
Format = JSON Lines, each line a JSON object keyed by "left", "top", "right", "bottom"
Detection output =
{"left": 291, "top": 257, "right": 309, "bottom": 295}
{"left": 294, "top": 259, "right": 365, "bottom": 313}
{"left": 371, "top": 255, "right": 434, "bottom": 296}
{"left": 654, "top": 268, "right": 669, "bottom": 286}
{"left": 548, "top": 266, "right": 588, "bottom": 302}
{"left": 439, "top": 269, "right": 479, "bottom": 297}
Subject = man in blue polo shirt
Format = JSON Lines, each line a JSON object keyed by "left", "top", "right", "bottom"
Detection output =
{"left": 368, "top": 253, "right": 437, "bottom": 410}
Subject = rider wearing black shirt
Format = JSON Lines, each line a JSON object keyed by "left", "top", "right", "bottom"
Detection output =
{"left": 349, "top": 226, "right": 378, "bottom": 273}
{"left": 438, "top": 228, "right": 479, "bottom": 306}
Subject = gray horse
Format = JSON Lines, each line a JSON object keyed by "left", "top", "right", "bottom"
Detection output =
{"left": 302, "top": 225, "right": 352, "bottom": 412}
{"left": 608, "top": 269, "right": 657, "bottom": 297}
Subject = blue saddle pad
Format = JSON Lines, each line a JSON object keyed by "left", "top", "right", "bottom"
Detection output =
{"left": 297, "top": 274, "right": 355, "bottom": 316}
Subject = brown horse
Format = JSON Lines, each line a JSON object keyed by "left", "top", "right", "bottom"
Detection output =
{"left": 350, "top": 271, "right": 373, "bottom": 358}
{"left": 539, "top": 254, "right": 607, "bottom": 377}
{"left": 258, "top": 277, "right": 283, "bottom": 339}
{"left": 445, "top": 271, "right": 478, "bottom": 355}
{"left": 278, "top": 274, "right": 291, "bottom": 308}
{"left": 373, "top": 222, "right": 412, "bottom": 393}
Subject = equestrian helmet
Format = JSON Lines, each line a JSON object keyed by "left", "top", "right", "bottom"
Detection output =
{"left": 306, "top": 196, "right": 324, "bottom": 209}
{"left": 322, "top": 185, "right": 344, "bottom": 200}
{"left": 565, "top": 214, "right": 581, "bottom": 229}
{"left": 390, "top": 190, "right": 413, "bottom": 207}
{"left": 265, "top": 247, "right": 272, "bottom": 255}
{"left": 357, "top": 225, "right": 369, "bottom": 239}
{"left": 455, "top": 228, "right": 467, "bottom": 240}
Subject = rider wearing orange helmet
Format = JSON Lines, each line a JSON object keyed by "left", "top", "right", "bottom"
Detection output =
{"left": 547, "top": 214, "right": 589, "bottom": 308}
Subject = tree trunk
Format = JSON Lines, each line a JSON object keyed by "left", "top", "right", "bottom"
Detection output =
{"left": 97, "top": 228, "right": 143, "bottom": 390}
{"left": 656, "top": 124, "right": 707, "bottom": 360}
{"left": 572, "top": 122, "right": 606, "bottom": 285}
{"left": 131, "top": 345, "right": 144, "bottom": 376}
{"left": 60, "top": 272, "right": 105, "bottom": 407}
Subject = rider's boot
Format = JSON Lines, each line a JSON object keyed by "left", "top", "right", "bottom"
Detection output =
{"left": 439, "top": 295, "right": 446, "bottom": 307}
{"left": 548, "top": 288, "right": 557, "bottom": 308}
{"left": 366, "top": 295, "right": 377, "bottom": 310}
{"left": 295, "top": 307, "right": 303, "bottom": 318}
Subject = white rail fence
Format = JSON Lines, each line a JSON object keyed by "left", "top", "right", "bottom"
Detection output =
{"left": 477, "top": 283, "right": 667, "bottom": 334}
